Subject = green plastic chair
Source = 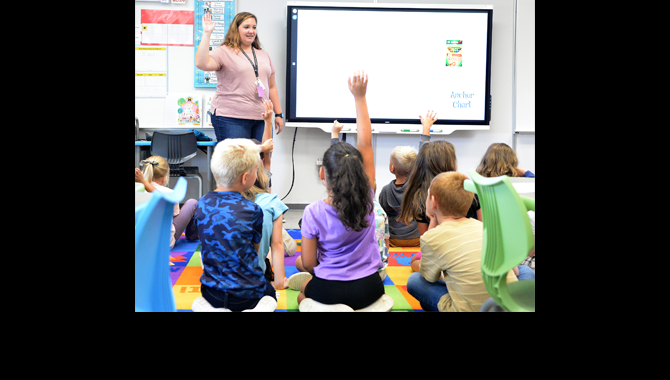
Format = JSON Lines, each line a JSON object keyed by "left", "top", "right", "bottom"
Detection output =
{"left": 468, "top": 170, "right": 535, "bottom": 312}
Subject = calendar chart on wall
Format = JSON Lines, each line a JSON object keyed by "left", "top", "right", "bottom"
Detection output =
{"left": 194, "top": 1, "right": 236, "bottom": 88}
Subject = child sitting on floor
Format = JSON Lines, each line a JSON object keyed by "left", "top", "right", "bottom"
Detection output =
{"left": 288, "top": 71, "right": 387, "bottom": 311}
{"left": 314, "top": 120, "right": 390, "bottom": 280}
{"left": 476, "top": 142, "right": 535, "bottom": 178}
{"left": 406, "top": 171, "right": 517, "bottom": 312}
{"left": 193, "top": 138, "right": 277, "bottom": 312}
{"left": 134, "top": 156, "right": 198, "bottom": 249}
{"left": 475, "top": 142, "right": 535, "bottom": 280}
{"left": 379, "top": 145, "right": 419, "bottom": 247}
{"left": 399, "top": 110, "right": 481, "bottom": 272}
{"left": 243, "top": 99, "right": 289, "bottom": 290}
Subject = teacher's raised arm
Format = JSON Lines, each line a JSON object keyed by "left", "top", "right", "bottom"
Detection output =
{"left": 197, "top": 12, "right": 283, "bottom": 143}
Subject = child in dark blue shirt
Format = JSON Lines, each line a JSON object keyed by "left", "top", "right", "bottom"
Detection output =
{"left": 194, "top": 138, "right": 277, "bottom": 311}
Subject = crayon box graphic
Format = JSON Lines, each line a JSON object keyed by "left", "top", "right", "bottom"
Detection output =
{"left": 446, "top": 40, "right": 462, "bottom": 67}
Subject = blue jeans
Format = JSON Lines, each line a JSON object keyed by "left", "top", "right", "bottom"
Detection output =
{"left": 516, "top": 265, "right": 535, "bottom": 281}
{"left": 406, "top": 272, "right": 448, "bottom": 312}
{"left": 201, "top": 279, "right": 276, "bottom": 312}
{"left": 211, "top": 115, "right": 265, "bottom": 143}
{"left": 407, "top": 266, "right": 535, "bottom": 311}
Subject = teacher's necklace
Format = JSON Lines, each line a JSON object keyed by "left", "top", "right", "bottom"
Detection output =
{"left": 240, "top": 46, "right": 258, "bottom": 78}
{"left": 241, "top": 46, "right": 265, "bottom": 97}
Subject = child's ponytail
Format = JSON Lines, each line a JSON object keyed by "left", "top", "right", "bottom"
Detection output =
{"left": 322, "top": 142, "right": 373, "bottom": 232}
{"left": 140, "top": 155, "right": 170, "bottom": 186}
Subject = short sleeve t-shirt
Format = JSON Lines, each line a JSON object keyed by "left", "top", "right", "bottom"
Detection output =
{"left": 301, "top": 190, "right": 383, "bottom": 281}
{"left": 195, "top": 191, "right": 265, "bottom": 299}
{"left": 209, "top": 45, "right": 276, "bottom": 120}
{"left": 253, "top": 192, "right": 288, "bottom": 273}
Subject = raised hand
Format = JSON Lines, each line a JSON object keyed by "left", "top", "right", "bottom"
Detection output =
{"left": 202, "top": 13, "right": 216, "bottom": 34}
{"left": 332, "top": 120, "right": 344, "bottom": 136}
{"left": 261, "top": 98, "right": 273, "bottom": 121}
{"left": 347, "top": 70, "right": 368, "bottom": 99}
{"left": 419, "top": 110, "right": 438, "bottom": 127}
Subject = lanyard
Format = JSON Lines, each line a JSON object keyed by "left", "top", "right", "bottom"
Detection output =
{"left": 241, "top": 47, "right": 259, "bottom": 78}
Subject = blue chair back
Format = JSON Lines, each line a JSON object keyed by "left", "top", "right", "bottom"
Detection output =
{"left": 135, "top": 178, "right": 187, "bottom": 312}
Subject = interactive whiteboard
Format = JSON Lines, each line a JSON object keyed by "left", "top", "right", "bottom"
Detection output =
{"left": 285, "top": 2, "right": 493, "bottom": 134}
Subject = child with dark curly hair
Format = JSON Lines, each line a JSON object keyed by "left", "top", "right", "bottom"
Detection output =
{"left": 289, "top": 71, "right": 385, "bottom": 311}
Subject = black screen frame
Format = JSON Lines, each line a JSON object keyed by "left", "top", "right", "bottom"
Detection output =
{"left": 285, "top": 4, "right": 493, "bottom": 126}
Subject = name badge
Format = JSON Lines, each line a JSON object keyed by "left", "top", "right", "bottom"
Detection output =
{"left": 255, "top": 79, "right": 265, "bottom": 97}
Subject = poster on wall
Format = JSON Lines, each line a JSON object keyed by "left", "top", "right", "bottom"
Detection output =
{"left": 194, "top": 1, "right": 236, "bottom": 88}
{"left": 141, "top": 9, "right": 194, "bottom": 46}
{"left": 135, "top": 46, "right": 168, "bottom": 98}
{"left": 165, "top": 94, "right": 202, "bottom": 127}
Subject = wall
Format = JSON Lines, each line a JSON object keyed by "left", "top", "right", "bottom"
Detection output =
{"left": 136, "top": 0, "right": 535, "bottom": 204}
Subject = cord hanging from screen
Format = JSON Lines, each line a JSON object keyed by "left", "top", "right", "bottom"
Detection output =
{"left": 280, "top": 127, "right": 298, "bottom": 201}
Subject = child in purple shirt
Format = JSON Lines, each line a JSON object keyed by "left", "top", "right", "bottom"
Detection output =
{"left": 291, "top": 71, "right": 384, "bottom": 310}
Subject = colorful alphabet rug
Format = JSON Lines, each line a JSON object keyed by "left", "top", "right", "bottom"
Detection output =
{"left": 170, "top": 229, "right": 424, "bottom": 312}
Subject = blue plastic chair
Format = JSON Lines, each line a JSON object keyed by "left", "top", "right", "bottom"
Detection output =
{"left": 468, "top": 170, "right": 535, "bottom": 312}
{"left": 135, "top": 177, "right": 187, "bottom": 312}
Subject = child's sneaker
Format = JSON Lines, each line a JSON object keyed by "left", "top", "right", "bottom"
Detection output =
{"left": 192, "top": 297, "right": 232, "bottom": 312}
{"left": 354, "top": 294, "right": 394, "bottom": 312}
{"left": 242, "top": 295, "right": 277, "bottom": 312}
{"left": 288, "top": 272, "right": 312, "bottom": 291}
{"left": 282, "top": 228, "right": 297, "bottom": 257}
{"left": 298, "top": 298, "right": 354, "bottom": 312}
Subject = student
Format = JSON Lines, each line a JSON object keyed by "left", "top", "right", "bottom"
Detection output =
{"left": 316, "top": 120, "right": 390, "bottom": 280}
{"left": 475, "top": 142, "right": 535, "bottom": 280}
{"left": 398, "top": 110, "right": 481, "bottom": 271}
{"left": 475, "top": 142, "right": 535, "bottom": 178}
{"left": 406, "top": 172, "right": 518, "bottom": 312}
{"left": 242, "top": 99, "right": 289, "bottom": 290}
{"left": 251, "top": 99, "right": 296, "bottom": 257}
{"left": 378, "top": 145, "right": 419, "bottom": 247}
{"left": 194, "top": 138, "right": 277, "bottom": 311}
{"left": 134, "top": 156, "right": 198, "bottom": 249}
{"left": 289, "top": 71, "right": 385, "bottom": 311}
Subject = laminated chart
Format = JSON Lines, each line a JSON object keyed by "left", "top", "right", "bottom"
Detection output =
{"left": 194, "top": 1, "right": 236, "bottom": 88}
{"left": 141, "top": 9, "right": 194, "bottom": 47}
{"left": 135, "top": 47, "right": 168, "bottom": 98}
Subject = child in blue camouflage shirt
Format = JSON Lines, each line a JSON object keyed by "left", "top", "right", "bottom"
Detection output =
{"left": 194, "top": 138, "right": 277, "bottom": 311}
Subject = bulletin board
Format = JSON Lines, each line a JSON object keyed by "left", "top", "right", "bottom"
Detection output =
{"left": 194, "top": 0, "right": 236, "bottom": 88}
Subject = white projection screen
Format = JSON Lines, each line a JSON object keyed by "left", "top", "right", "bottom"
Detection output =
{"left": 285, "top": 2, "right": 493, "bottom": 132}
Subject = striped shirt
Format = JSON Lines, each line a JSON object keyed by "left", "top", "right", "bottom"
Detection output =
{"left": 419, "top": 218, "right": 517, "bottom": 312}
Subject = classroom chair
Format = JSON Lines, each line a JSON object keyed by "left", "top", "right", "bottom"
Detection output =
{"left": 150, "top": 130, "right": 204, "bottom": 199}
{"left": 468, "top": 170, "right": 535, "bottom": 312}
{"left": 135, "top": 177, "right": 187, "bottom": 312}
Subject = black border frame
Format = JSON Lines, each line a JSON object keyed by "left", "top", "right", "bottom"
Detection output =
{"left": 285, "top": 5, "right": 493, "bottom": 126}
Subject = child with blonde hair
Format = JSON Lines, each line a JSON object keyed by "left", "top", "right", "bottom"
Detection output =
{"left": 406, "top": 172, "right": 517, "bottom": 312}
{"left": 242, "top": 99, "right": 290, "bottom": 290}
{"left": 134, "top": 155, "right": 198, "bottom": 249}
{"left": 193, "top": 138, "right": 277, "bottom": 311}
{"left": 379, "top": 145, "right": 419, "bottom": 247}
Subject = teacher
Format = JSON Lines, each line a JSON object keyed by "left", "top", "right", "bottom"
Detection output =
{"left": 195, "top": 11, "right": 283, "bottom": 142}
